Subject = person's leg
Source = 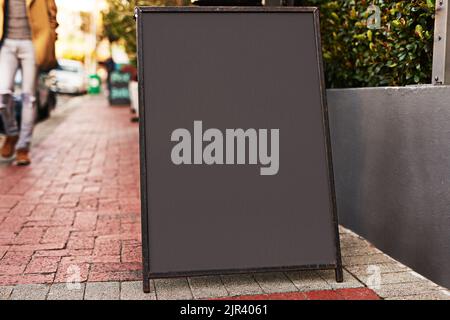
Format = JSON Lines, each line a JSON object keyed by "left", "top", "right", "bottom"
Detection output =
{"left": 0, "top": 39, "right": 20, "bottom": 158}
{"left": 16, "top": 40, "right": 37, "bottom": 160}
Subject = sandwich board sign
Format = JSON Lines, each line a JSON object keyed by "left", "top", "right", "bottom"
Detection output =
{"left": 136, "top": 7, "right": 343, "bottom": 293}
{"left": 109, "top": 71, "right": 131, "bottom": 106}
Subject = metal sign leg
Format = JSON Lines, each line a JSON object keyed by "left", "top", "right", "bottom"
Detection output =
{"left": 143, "top": 278, "right": 151, "bottom": 293}
{"left": 335, "top": 266, "right": 344, "bottom": 283}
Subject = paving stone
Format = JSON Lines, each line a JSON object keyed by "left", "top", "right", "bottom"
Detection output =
{"left": 337, "top": 288, "right": 381, "bottom": 300}
{"left": 367, "top": 271, "right": 429, "bottom": 287}
{"left": 0, "top": 273, "right": 55, "bottom": 286}
{"left": 25, "top": 257, "right": 60, "bottom": 274}
{"left": 339, "top": 232, "right": 361, "bottom": 241}
{"left": 305, "top": 289, "right": 342, "bottom": 300}
{"left": 120, "top": 281, "right": 155, "bottom": 300}
{"left": 47, "top": 283, "right": 85, "bottom": 300}
{"left": 10, "top": 284, "right": 50, "bottom": 300}
{"left": 154, "top": 278, "right": 193, "bottom": 300}
{"left": 0, "top": 247, "right": 8, "bottom": 260}
{"left": 339, "top": 227, "right": 368, "bottom": 239}
{"left": 0, "top": 286, "right": 13, "bottom": 300}
{"left": 0, "top": 264, "right": 27, "bottom": 275}
{"left": 343, "top": 253, "right": 396, "bottom": 266}
{"left": 285, "top": 270, "right": 332, "bottom": 292}
{"left": 346, "top": 267, "right": 431, "bottom": 291}
{"left": 386, "top": 290, "right": 450, "bottom": 300}
{"left": 317, "top": 270, "right": 364, "bottom": 289}
{"left": 220, "top": 274, "right": 262, "bottom": 297}
{"left": 342, "top": 245, "right": 382, "bottom": 257}
{"left": 374, "top": 281, "right": 441, "bottom": 299}
{"left": 189, "top": 276, "right": 228, "bottom": 299}
{"left": 340, "top": 237, "right": 373, "bottom": 249}
{"left": 338, "top": 225, "right": 349, "bottom": 234}
{"left": 84, "top": 282, "right": 120, "bottom": 300}
{"left": 221, "top": 291, "right": 308, "bottom": 300}
{"left": 346, "top": 262, "right": 409, "bottom": 277}
{"left": 254, "top": 272, "right": 298, "bottom": 294}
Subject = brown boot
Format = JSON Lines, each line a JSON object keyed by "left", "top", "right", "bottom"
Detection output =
{"left": 16, "top": 149, "right": 31, "bottom": 166}
{"left": 1, "top": 136, "right": 19, "bottom": 158}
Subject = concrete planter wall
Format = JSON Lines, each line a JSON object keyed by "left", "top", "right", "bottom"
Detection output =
{"left": 327, "top": 85, "right": 450, "bottom": 288}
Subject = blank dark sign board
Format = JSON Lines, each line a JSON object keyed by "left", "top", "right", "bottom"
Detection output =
{"left": 136, "top": 7, "right": 343, "bottom": 292}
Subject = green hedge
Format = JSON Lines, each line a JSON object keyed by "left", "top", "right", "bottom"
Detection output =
{"left": 304, "top": 0, "right": 436, "bottom": 88}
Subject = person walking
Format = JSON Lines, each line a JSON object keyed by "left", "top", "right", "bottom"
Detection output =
{"left": 0, "top": 0, "right": 58, "bottom": 165}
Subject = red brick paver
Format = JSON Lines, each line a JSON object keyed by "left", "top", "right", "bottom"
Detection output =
{"left": 215, "top": 288, "right": 380, "bottom": 300}
{"left": 0, "top": 97, "right": 141, "bottom": 286}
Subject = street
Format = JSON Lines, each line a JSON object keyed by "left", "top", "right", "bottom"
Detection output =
{"left": 0, "top": 94, "right": 448, "bottom": 300}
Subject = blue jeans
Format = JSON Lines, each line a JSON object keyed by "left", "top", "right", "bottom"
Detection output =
{"left": 0, "top": 39, "right": 37, "bottom": 151}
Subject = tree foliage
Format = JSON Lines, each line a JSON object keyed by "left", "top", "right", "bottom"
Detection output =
{"left": 304, "top": 0, "right": 436, "bottom": 88}
{"left": 102, "top": 0, "right": 190, "bottom": 65}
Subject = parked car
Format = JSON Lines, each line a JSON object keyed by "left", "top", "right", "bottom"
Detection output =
{"left": 49, "top": 59, "right": 87, "bottom": 94}
{"left": 0, "top": 71, "right": 57, "bottom": 134}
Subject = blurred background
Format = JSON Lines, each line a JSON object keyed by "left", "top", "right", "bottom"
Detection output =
{"left": 56, "top": 0, "right": 190, "bottom": 76}
{"left": 1, "top": 0, "right": 437, "bottom": 126}
{"left": 0, "top": 0, "right": 192, "bottom": 132}
{"left": 54, "top": 0, "right": 155, "bottom": 99}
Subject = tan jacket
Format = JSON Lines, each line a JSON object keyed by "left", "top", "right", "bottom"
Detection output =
{"left": 0, "top": 0, "right": 58, "bottom": 71}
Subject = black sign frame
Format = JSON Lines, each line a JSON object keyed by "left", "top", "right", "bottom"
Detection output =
{"left": 136, "top": 6, "right": 343, "bottom": 293}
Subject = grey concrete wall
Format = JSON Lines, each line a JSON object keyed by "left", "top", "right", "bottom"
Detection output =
{"left": 327, "top": 85, "right": 450, "bottom": 289}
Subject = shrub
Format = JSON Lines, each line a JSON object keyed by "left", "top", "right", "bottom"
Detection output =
{"left": 304, "top": 0, "right": 436, "bottom": 88}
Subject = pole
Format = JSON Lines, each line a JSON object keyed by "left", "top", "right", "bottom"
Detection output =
{"left": 432, "top": 0, "right": 450, "bottom": 84}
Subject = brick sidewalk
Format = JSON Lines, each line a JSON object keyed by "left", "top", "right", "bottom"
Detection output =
{"left": 0, "top": 95, "right": 141, "bottom": 286}
{"left": 0, "top": 95, "right": 449, "bottom": 300}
